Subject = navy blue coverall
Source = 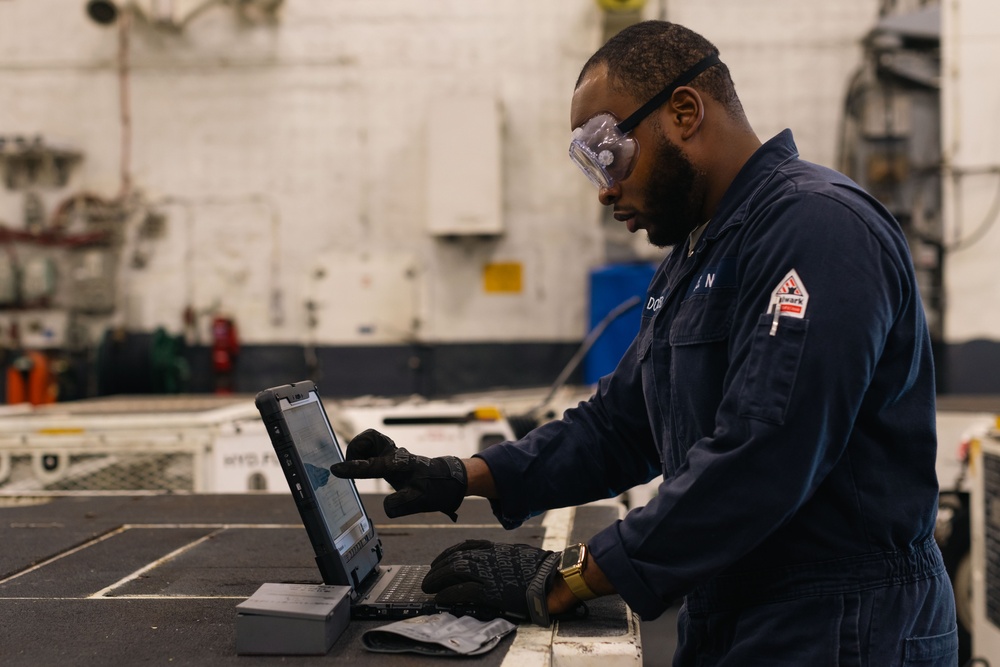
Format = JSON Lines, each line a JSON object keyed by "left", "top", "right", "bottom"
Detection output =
{"left": 477, "top": 131, "right": 958, "bottom": 665}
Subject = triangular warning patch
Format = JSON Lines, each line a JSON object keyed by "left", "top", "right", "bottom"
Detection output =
{"left": 768, "top": 269, "right": 809, "bottom": 319}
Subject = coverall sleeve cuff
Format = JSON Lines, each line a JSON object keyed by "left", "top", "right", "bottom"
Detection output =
{"left": 473, "top": 448, "right": 530, "bottom": 530}
{"left": 589, "top": 522, "right": 670, "bottom": 621}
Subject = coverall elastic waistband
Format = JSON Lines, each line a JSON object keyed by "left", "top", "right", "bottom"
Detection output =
{"left": 685, "top": 538, "right": 945, "bottom": 615}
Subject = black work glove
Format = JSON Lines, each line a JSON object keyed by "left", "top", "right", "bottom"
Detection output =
{"left": 422, "top": 539, "right": 561, "bottom": 626}
{"left": 329, "top": 429, "right": 467, "bottom": 522}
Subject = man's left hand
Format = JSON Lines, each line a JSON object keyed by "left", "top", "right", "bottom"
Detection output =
{"left": 422, "top": 540, "right": 562, "bottom": 625}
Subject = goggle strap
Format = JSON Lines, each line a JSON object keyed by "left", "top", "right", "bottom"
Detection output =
{"left": 616, "top": 53, "right": 721, "bottom": 134}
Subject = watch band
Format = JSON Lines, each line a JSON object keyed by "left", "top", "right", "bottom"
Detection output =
{"left": 559, "top": 543, "right": 598, "bottom": 601}
{"left": 562, "top": 566, "right": 598, "bottom": 601}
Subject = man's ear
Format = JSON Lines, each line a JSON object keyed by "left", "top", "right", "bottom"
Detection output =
{"left": 667, "top": 86, "right": 705, "bottom": 140}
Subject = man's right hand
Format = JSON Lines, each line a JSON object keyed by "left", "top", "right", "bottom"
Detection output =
{"left": 329, "top": 429, "right": 468, "bottom": 522}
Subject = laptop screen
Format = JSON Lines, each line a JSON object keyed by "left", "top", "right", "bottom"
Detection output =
{"left": 281, "top": 397, "right": 370, "bottom": 557}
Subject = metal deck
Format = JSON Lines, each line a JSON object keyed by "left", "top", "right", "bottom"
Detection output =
{"left": 0, "top": 493, "right": 641, "bottom": 666}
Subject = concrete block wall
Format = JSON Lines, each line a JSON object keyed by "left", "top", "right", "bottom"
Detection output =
{"left": 0, "top": 1, "right": 609, "bottom": 350}
{"left": 22, "top": 1, "right": 992, "bottom": 395}
{"left": 940, "top": 0, "right": 1000, "bottom": 392}
{"left": 942, "top": 0, "right": 1000, "bottom": 341}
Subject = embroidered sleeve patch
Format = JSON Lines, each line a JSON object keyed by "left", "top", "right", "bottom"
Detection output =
{"left": 767, "top": 269, "right": 809, "bottom": 319}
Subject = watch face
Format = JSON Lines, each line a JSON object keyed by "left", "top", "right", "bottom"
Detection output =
{"left": 561, "top": 543, "right": 584, "bottom": 570}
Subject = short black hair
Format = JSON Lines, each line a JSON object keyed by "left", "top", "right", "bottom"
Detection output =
{"left": 577, "top": 21, "right": 745, "bottom": 119}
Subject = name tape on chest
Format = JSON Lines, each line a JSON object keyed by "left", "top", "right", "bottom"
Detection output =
{"left": 686, "top": 258, "right": 737, "bottom": 299}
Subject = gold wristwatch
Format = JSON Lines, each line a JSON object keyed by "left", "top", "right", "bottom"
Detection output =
{"left": 558, "top": 542, "right": 598, "bottom": 601}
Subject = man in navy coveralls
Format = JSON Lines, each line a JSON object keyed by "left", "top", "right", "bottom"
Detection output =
{"left": 334, "top": 20, "right": 958, "bottom": 666}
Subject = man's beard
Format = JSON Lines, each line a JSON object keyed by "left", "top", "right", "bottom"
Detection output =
{"left": 642, "top": 133, "right": 706, "bottom": 248}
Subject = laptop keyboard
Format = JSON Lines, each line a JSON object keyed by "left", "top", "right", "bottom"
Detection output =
{"left": 376, "top": 564, "right": 435, "bottom": 604}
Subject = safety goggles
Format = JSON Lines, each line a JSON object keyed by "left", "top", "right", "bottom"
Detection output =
{"left": 569, "top": 53, "right": 721, "bottom": 189}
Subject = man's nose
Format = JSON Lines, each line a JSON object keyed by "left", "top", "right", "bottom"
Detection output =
{"left": 598, "top": 182, "right": 621, "bottom": 206}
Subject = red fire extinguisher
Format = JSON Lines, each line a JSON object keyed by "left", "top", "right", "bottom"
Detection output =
{"left": 6, "top": 350, "right": 57, "bottom": 405}
{"left": 211, "top": 316, "right": 239, "bottom": 393}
